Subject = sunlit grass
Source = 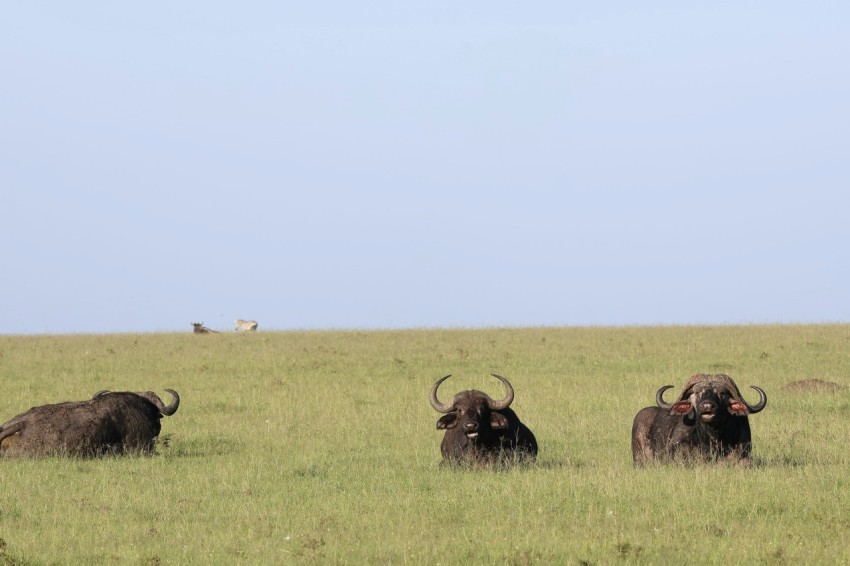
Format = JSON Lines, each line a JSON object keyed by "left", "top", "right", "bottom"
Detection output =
{"left": 1, "top": 325, "right": 850, "bottom": 563}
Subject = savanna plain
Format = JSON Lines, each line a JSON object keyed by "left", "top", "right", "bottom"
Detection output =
{"left": 1, "top": 325, "right": 850, "bottom": 565}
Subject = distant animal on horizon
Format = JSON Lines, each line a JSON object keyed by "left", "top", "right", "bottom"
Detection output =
{"left": 0, "top": 389, "right": 180, "bottom": 458}
{"left": 234, "top": 319, "right": 258, "bottom": 332}
{"left": 631, "top": 373, "right": 767, "bottom": 466}
{"left": 192, "top": 322, "right": 218, "bottom": 334}
{"left": 429, "top": 373, "right": 537, "bottom": 465}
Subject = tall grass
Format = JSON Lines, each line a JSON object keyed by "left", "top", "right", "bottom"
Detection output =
{"left": 1, "top": 325, "right": 849, "bottom": 564}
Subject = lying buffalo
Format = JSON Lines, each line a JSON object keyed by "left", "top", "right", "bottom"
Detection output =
{"left": 429, "top": 374, "right": 537, "bottom": 465}
{"left": 631, "top": 374, "right": 766, "bottom": 465}
{"left": 0, "top": 389, "right": 179, "bottom": 458}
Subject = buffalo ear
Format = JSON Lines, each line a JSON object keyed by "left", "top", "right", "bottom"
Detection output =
{"left": 728, "top": 401, "right": 749, "bottom": 416}
{"left": 671, "top": 401, "right": 693, "bottom": 415}
{"left": 490, "top": 412, "right": 509, "bottom": 429}
{"left": 436, "top": 413, "right": 458, "bottom": 430}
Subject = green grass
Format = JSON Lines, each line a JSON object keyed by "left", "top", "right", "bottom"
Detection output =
{"left": 1, "top": 325, "right": 850, "bottom": 564}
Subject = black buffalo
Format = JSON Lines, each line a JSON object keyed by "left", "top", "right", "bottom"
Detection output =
{"left": 429, "top": 374, "right": 537, "bottom": 465}
{"left": 631, "top": 374, "right": 766, "bottom": 465}
{"left": 0, "top": 389, "right": 180, "bottom": 458}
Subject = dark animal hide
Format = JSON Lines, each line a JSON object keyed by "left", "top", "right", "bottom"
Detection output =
{"left": 631, "top": 374, "right": 766, "bottom": 465}
{"left": 0, "top": 389, "right": 179, "bottom": 458}
{"left": 430, "top": 374, "right": 537, "bottom": 466}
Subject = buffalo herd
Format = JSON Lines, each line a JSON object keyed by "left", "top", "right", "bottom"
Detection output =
{"left": 426, "top": 371, "right": 768, "bottom": 466}
{"left": 1, "top": 364, "right": 768, "bottom": 467}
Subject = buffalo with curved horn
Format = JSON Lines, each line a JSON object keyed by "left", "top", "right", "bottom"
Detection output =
{"left": 0, "top": 389, "right": 180, "bottom": 458}
{"left": 632, "top": 374, "right": 766, "bottom": 465}
{"left": 430, "top": 374, "right": 537, "bottom": 465}
{"left": 92, "top": 389, "right": 180, "bottom": 415}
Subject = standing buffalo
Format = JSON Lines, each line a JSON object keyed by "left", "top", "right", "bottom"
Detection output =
{"left": 0, "top": 389, "right": 180, "bottom": 458}
{"left": 631, "top": 374, "right": 766, "bottom": 465}
{"left": 429, "top": 374, "right": 537, "bottom": 465}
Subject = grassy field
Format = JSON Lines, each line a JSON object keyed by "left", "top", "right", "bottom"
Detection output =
{"left": 1, "top": 325, "right": 849, "bottom": 564}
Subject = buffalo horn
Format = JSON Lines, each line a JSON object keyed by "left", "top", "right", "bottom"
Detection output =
{"left": 429, "top": 375, "right": 454, "bottom": 413}
{"left": 744, "top": 385, "right": 767, "bottom": 413}
{"left": 655, "top": 385, "right": 675, "bottom": 410}
{"left": 159, "top": 389, "right": 180, "bottom": 416}
{"left": 721, "top": 375, "right": 767, "bottom": 414}
{"left": 140, "top": 389, "right": 180, "bottom": 416}
{"left": 486, "top": 374, "right": 515, "bottom": 411}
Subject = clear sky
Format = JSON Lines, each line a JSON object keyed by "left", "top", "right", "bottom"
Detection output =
{"left": 2, "top": 2, "right": 848, "bottom": 335}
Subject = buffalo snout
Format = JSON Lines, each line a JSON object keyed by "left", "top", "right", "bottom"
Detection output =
{"left": 698, "top": 401, "right": 718, "bottom": 422}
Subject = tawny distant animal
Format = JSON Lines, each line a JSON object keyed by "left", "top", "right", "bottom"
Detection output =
{"left": 192, "top": 322, "right": 217, "bottom": 334}
{"left": 430, "top": 374, "right": 537, "bottom": 465}
{"left": 234, "top": 319, "right": 258, "bottom": 332}
{"left": 0, "top": 389, "right": 180, "bottom": 458}
{"left": 631, "top": 373, "right": 767, "bottom": 465}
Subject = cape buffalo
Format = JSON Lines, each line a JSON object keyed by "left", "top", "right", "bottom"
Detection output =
{"left": 0, "top": 389, "right": 179, "bottom": 458}
{"left": 631, "top": 374, "right": 766, "bottom": 465}
{"left": 429, "top": 374, "right": 537, "bottom": 465}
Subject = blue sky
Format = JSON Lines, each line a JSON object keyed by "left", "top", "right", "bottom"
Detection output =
{"left": 2, "top": 2, "right": 848, "bottom": 334}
